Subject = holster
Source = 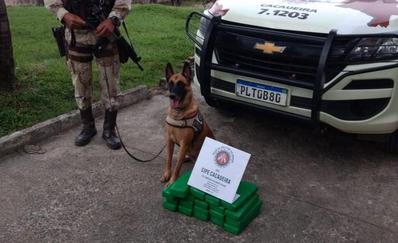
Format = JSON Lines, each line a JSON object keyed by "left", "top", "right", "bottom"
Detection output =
{"left": 52, "top": 26, "right": 66, "bottom": 57}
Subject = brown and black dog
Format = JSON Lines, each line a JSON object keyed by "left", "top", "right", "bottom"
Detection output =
{"left": 161, "top": 62, "right": 214, "bottom": 186}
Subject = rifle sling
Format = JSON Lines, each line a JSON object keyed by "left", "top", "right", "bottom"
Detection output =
{"left": 122, "top": 21, "right": 134, "bottom": 49}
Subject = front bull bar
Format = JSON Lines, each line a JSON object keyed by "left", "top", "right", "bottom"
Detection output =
{"left": 185, "top": 11, "right": 337, "bottom": 123}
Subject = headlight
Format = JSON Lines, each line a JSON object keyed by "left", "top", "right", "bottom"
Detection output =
{"left": 347, "top": 37, "right": 398, "bottom": 62}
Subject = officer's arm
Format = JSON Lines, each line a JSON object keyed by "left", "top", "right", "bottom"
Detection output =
{"left": 108, "top": 0, "right": 132, "bottom": 22}
{"left": 44, "top": 0, "right": 69, "bottom": 22}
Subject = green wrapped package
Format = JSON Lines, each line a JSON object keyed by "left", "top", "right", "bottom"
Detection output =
{"left": 223, "top": 222, "right": 241, "bottom": 235}
{"left": 209, "top": 205, "right": 225, "bottom": 215}
{"left": 162, "top": 186, "right": 177, "bottom": 203}
{"left": 223, "top": 200, "right": 262, "bottom": 235}
{"left": 185, "top": 194, "right": 195, "bottom": 202}
{"left": 210, "top": 208, "right": 224, "bottom": 219}
{"left": 161, "top": 173, "right": 262, "bottom": 235}
{"left": 225, "top": 199, "right": 262, "bottom": 229}
{"left": 178, "top": 204, "right": 193, "bottom": 216}
{"left": 210, "top": 212, "right": 224, "bottom": 227}
{"left": 163, "top": 199, "right": 178, "bottom": 212}
{"left": 225, "top": 194, "right": 260, "bottom": 221}
{"left": 179, "top": 198, "right": 194, "bottom": 209}
{"left": 190, "top": 187, "right": 205, "bottom": 200}
{"left": 210, "top": 209, "right": 224, "bottom": 227}
{"left": 205, "top": 194, "right": 220, "bottom": 206}
{"left": 193, "top": 205, "right": 209, "bottom": 221}
{"left": 221, "top": 181, "right": 258, "bottom": 211}
{"left": 169, "top": 171, "right": 191, "bottom": 198}
{"left": 194, "top": 199, "right": 208, "bottom": 210}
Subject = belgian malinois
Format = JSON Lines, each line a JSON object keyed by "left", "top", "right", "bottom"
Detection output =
{"left": 162, "top": 62, "right": 214, "bottom": 186}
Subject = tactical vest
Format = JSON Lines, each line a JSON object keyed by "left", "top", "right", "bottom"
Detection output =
{"left": 62, "top": 0, "right": 115, "bottom": 27}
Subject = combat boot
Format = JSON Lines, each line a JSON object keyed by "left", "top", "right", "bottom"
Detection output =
{"left": 75, "top": 107, "right": 97, "bottom": 146}
{"left": 102, "top": 109, "right": 121, "bottom": 150}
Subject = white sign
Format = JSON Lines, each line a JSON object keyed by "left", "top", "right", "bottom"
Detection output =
{"left": 188, "top": 137, "right": 251, "bottom": 203}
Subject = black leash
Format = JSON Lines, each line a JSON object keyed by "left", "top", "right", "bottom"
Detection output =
{"left": 102, "top": 63, "right": 166, "bottom": 163}
{"left": 115, "top": 123, "right": 166, "bottom": 162}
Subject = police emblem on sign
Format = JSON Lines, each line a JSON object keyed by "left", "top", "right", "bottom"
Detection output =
{"left": 213, "top": 147, "right": 234, "bottom": 167}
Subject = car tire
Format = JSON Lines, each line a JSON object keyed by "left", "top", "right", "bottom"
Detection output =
{"left": 385, "top": 131, "right": 398, "bottom": 154}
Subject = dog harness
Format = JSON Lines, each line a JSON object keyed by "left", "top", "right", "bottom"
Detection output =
{"left": 166, "top": 111, "right": 204, "bottom": 134}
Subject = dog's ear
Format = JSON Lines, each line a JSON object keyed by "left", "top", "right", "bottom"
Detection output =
{"left": 182, "top": 61, "right": 192, "bottom": 83}
{"left": 165, "top": 63, "right": 174, "bottom": 81}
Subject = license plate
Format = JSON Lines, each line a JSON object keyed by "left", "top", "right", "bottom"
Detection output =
{"left": 236, "top": 79, "right": 288, "bottom": 106}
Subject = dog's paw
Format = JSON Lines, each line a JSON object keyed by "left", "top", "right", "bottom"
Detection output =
{"left": 165, "top": 177, "right": 176, "bottom": 187}
{"left": 160, "top": 172, "right": 171, "bottom": 183}
{"left": 183, "top": 156, "right": 194, "bottom": 163}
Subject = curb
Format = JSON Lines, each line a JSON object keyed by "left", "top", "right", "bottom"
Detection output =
{"left": 0, "top": 85, "right": 150, "bottom": 158}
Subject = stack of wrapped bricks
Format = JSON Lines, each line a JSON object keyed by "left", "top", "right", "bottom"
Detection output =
{"left": 162, "top": 171, "right": 262, "bottom": 235}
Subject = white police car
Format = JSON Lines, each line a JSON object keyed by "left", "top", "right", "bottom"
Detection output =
{"left": 186, "top": 0, "right": 398, "bottom": 153}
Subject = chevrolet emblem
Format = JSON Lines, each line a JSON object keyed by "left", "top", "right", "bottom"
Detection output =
{"left": 254, "top": 42, "right": 286, "bottom": 54}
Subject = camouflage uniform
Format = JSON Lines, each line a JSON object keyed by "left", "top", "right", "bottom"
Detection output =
{"left": 45, "top": 0, "right": 131, "bottom": 110}
{"left": 44, "top": 0, "right": 132, "bottom": 149}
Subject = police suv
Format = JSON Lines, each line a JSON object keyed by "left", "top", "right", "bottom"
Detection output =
{"left": 186, "top": 0, "right": 398, "bottom": 152}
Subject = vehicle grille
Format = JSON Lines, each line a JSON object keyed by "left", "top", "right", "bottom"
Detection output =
{"left": 214, "top": 29, "right": 353, "bottom": 88}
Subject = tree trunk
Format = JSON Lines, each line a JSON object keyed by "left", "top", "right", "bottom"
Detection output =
{"left": 0, "top": 0, "right": 16, "bottom": 90}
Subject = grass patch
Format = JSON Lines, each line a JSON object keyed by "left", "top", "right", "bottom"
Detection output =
{"left": 0, "top": 4, "right": 203, "bottom": 137}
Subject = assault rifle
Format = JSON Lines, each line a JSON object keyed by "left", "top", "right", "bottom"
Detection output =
{"left": 89, "top": 4, "right": 144, "bottom": 71}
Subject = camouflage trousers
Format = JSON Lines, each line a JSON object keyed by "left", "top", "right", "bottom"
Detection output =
{"left": 65, "top": 28, "right": 121, "bottom": 111}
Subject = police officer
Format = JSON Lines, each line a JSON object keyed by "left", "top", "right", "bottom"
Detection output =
{"left": 44, "top": 0, "right": 132, "bottom": 150}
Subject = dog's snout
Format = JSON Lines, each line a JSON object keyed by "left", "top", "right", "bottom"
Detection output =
{"left": 169, "top": 93, "right": 176, "bottom": 99}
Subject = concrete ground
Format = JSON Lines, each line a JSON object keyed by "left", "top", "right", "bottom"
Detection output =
{"left": 1, "top": 89, "right": 398, "bottom": 242}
